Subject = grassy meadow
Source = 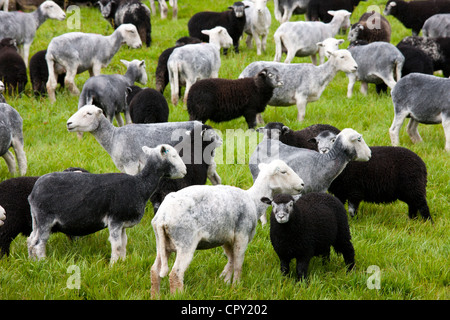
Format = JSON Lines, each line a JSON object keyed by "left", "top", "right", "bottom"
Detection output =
{"left": 0, "top": 0, "right": 448, "bottom": 300}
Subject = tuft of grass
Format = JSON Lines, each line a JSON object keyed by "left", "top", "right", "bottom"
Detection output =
{"left": 0, "top": 0, "right": 448, "bottom": 301}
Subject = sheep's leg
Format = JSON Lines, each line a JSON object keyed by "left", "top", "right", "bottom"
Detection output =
{"left": 11, "top": 137, "right": 27, "bottom": 176}
{"left": 310, "top": 54, "right": 318, "bottom": 66}
{"left": 254, "top": 35, "right": 262, "bottom": 56}
{"left": 245, "top": 34, "right": 253, "bottom": 49}
{"left": 2, "top": 151, "right": 16, "bottom": 174}
{"left": 64, "top": 68, "right": 80, "bottom": 96}
{"left": 22, "top": 43, "right": 31, "bottom": 68}
{"left": 256, "top": 113, "right": 264, "bottom": 125}
{"left": 261, "top": 34, "right": 268, "bottom": 53}
{"left": 279, "top": 258, "right": 291, "bottom": 276}
{"left": 123, "top": 108, "right": 132, "bottom": 124}
{"left": 360, "top": 81, "right": 368, "bottom": 96}
{"left": 220, "top": 243, "right": 234, "bottom": 283}
{"left": 274, "top": 33, "right": 283, "bottom": 62}
{"left": 46, "top": 62, "right": 58, "bottom": 103}
{"left": 183, "top": 80, "right": 194, "bottom": 105}
{"left": 207, "top": 162, "right": 221, "bottom": 185}
{"left": 294, "top": 93, "right": 308, "bottom": 122}
{"left": 115, "top": 113, "right": 124, "bottom": 127}
{"left": 151, "top": 254, "right": 162, "bottom": 298}
{"left": 108, "top": 223, "right": 125, "bottom": 264}
{"left": 91, "top": 64, "right": 102, "bottom": 77}
{"left": 231, "top": 235, "right": 250, "bottom": 284}
{"left": 284, "top": 48, "right": 297, "bottom": 64}
{"left": 120, "top": 228, "right": 127, "bottom": 258}
{"left": 389, "top": 110, "right": 408, "bottom": 146}
{"left": 346, "top": 73, "right": 356, "bottom": 98}
{"left": 169, "top": 246, "right": 196, "bottom": 294}
{"left": 295, "top": 257, "right": 311, "bottom": 281}
{"left": 406, "top": 118, "right": 422, "bottom": 144}
{"left": 443, "top": 115, "right": 450, "bottom": 152}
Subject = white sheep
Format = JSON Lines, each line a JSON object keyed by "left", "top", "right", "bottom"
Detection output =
{"left": 243, "top": 0, "right": 272, "bottom": 55}
{"left": 239, "top": 49, "right": 358, "bottom": 121}
{"left": 273, "top": 9, "right": 351, "bottom": 64}
{"left": 150, "top": 159, "right": 304, "bottom": 296}
{"left": 167, "top": 26, "right": 233, "bottom": 105}
{"left": 27, "top": 144, "right": 187, "bottom": 264}
{"left": 317, "top": 37, "right": 344, "bottom": 64}
{"left": 46, "top": 23, "right": 142, "bottom": 103}
{"left": 0, "top": 1, "right": 66, "bottom": 67}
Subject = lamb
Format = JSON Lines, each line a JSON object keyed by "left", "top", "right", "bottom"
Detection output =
{"left": 128, "top": 88, "right": 169, "bottom": 124}
{"left": 0, "top": 103, "right": 27, "bottom": 176}
{"left": 307, "top": 0, "right": 366, "bottom": 24}
{"left": 274, "top": 0, "right": 310, "bottom": 24}
{"left": 150, "top": 159, "right": 304, "bottom": 296}
{"left": 384, "top": 0, "right": 450, "bottom": 36}
{"left": 422, "top": 13, "right": 450, "bottom": 38}
{"left": 346, "top": 41, "right": 404, "bottom": 98}
{"left": 29, "top": 50, "right": 65, "bottom": 96}
{"left": 261, "top": 193, "right": 355, "bottom": 280}
{"left": 273, "top": 9, "right": 351, "bottom": 64}
{"left": 167, "top": 26, "right": 233, "bottom": 105}
{"left": 0, "top": 38, "right": 27, "bottom": 95}
{"left": 186, "top": 68, "right": 284, "bottom": 129}
{"left": 256, "top": 122, "right": 341, "bottom": 152}
{"left": 46, "top": 23, "right": 142, "bottom": 103}
{"left": 97, "top": 0, "right": 152, "bottom": 47}
{"left": 389, "top": 73, "right": 450, "bottom": 152}
{"left": 397, "top": 36, "right": 450, "bottom": 77}
{"left": 347, "top": 11, "right": 391, "bottom": 44}
{"left": 0, "top": 168, "right": 89, "bottom": 258}
{"left": 243, "top": 0, "right": 271, "bottom": 55}
{"left": 27, "top": 144, "right": 186, "bottom": 263}
{"left": 0, "top": 81, "right": 5, "bottom": 103}
{"left": 154, "top": 36, "right": 201, "bottom": 94}
{"left": 187, "top": 2, "right": 248, "bottom": 54}
{"left": 239, "top": 49, "right": 358, "bottom": 121}
{"left": 66, "top": 105, "right": 222, "bottom": 186}
{"left": 0, "top": 1, "right": 66, "bottom": 67}
{"left": 149, "top": 0, "right": 178, "bottom": 19}
{"left": 78, "top": 59, "right": 148, "bottom": 127}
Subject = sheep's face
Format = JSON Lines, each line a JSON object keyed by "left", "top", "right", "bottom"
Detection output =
{"left": 202, "top": 27, "right": 233, "bottom": 49}
{"left": 254, "top": 0, "right": 268, "bottom": 14}
{"left": 313, "top": 130, "right": 338, "bottom": 154}
{"left": 229, "top": 2, "right": 248, "bottom": 18}
{"left": 259, "top": 160, "right": 304, "bottom": 196}
{"left": 258, "top": 68, "right": 283, "bottom": 88}
{"left": 338, "top": 128, "right": 372, "bottom": 161}
{"left": 347, "top": 25, "right": 363, "bottom": 42}
{"left": 98, "top": 0, "right": 114, "bottom": 18}
{"left": 121, "top": 59, "right": 148, "bottom": 85}
{"left": 328, "top": 10, "right": 351, "bottom": 30}
{"left": 143, "top": 145, "right": 187, "bottom": 179}
{"left": 41, "top": 1, "right": 66, "bottom": 21}
{"left": 66, "top": 105, "right": 103, "bottom": 133}
{"left": 119, "top": 24, "right": 142, "bottom": 49}
{"left": 329, "top": 49, "right": 358, "bottom": 73}
{"left": 317, "top": 38, "right": 344, "bottom": 59}
{"left": 261, "top": 196, "right": 294, "bottom": 224}
{"left": 384, "top": 1, "right": 397, "bottom": 16}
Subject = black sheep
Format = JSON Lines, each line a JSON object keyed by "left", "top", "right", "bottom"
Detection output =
{"left": 187, "top": 1, "right": 248, "bottom": 54}
{"left": 307, "top": 0, "right": 366, "bottom": 23}
{"left": 384, "top": 0, "right": 450, "bottom": 36}
{"left": 347, "top": 11, "right": 391, "bottom": 43}
{"left": 155, "top": 36, "right": 201, "bottom": 94}
{"left": 128, "top": 88, "right": 169, "bottom": 124}
{"left": 262, "top": 193, "right": 355, "bottom": 280}
{"left": 187, "top": 68, "right": 283, "bottom": 129}
{"left": 29, "top": 50, "right": 65, "bottom": 96}
{"left": 0, "top": 38, "right": 27, "bottom": 95}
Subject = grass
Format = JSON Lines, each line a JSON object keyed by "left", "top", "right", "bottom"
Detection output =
{"left": 0, "top": 0, "right": 448, "bottom": 301}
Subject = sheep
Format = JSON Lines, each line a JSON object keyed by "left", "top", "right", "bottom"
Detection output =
{"left": 243, "top": 0, "right": 271, "bottom": 55}
{"left": 273, "top": 9, "right": 351, "bottom": 64}
{"left": 307, "top": 0, "right": 366, "bottom": 24}
{"left": 313, "top": 132, "right": 433, "bottom": 222}
{"left": 0, "top": 103, "right": 27, "bottom": 176}
{"left": 423, "top": 13, "right": 450, "bottom": 38}
{"left": 389, "top": 73, "right": 450, "bottom": 152}
{"left": 239, "top": 49, "right": 358, "bottom": 122}
{"left": 97, "top": 0, "right": 152, "bottom": 47}
{"left": 186, "top": 68, "right": 284, "bottom": 129}
{"left": 187, "top": 2, "right": 248, "bottom": 54}
{"left": 0, "top": 1, "right": 66, "bottom": 67}
{"left": 167, "top": 26, "right": 233, "bottom": 105}
{"left": 347, "top": 11, "right": 391, "bottom": 44}
{"left": 154, "top": 36, "right": 201, "bottom": 94}
{"left": 317, "top": 37, "right": 344, "bottom": 64}
{"left": 29, "top": 50, "right": 65, "bottom": 96}
{"left": 0, "top": 168, "right": 89, "bottom": 258}
{"left": 66, "top": 105, "right": 222, "bottom": 186}
{"left": 346, "top": 41, "right": 404, "bottom": 98}
{"left": 0, "top": 80, "right": 5, "bottom": 103}
{"left": 128, "top": 88, "right": 169, "bottom": 124}
{"left": 0, "top": 0, "right": 8, "bottom": 12}
{"left": 150, "top": 159, "right": 305, "bottom": 296}
{"left": 27, "top": 144, "right": 186, "bottom": 263}
{"left": 0, "top": 38, "right": 27, "bottom": 95}
{"left": 261, "top": 193, "right": 355, "bottom": 280}
{"left": 274, "top": 0, "right": 310, "bottom": 24}
{"left": 256, "top": 122, "right": 341, "bottom": 152}
{"left": 78, "top": 59, "right": 148, "bottom": 127}
{"left": 397, "top": 36, "right": 450, "bottom": 77}
{"left": 383, "top": 0, "right": 450, "bottom": 36}
{"left": 46, "top": 23, "right": 142, "bottom": 103}
{"left": 149, "top": 0, "right": 178, "bottom": 19}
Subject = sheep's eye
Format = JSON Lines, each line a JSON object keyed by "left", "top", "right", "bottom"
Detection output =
{"left": 357, "top": 137, "right": 362, "bottom": 142}
{"left": 86, "top": 112, "right": 92, "bottom": 116}
{"left": 268, "top": 73, "right": 274, "bottom": 78}
{"left": 280, "top": 170, "right": 287, "bottom": 174}
{"left": 331, "top": 138, "right": 336, "bottom": 143}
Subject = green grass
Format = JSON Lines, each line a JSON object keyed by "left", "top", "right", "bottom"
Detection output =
{"left": 0, "top": 0, "right": 448, "bottom": 300}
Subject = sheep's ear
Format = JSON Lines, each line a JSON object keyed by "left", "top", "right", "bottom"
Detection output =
{"left": 142, "top": 146, "right": 152, "bottom": 155}
{"left": 338, "top": 39, "right": 345, "bottom": 45}
{"left": 120, "top": 59, "right": 129, "bottom": 67}
{"left": 327, "top": 10, "right": 336, "bottom": 16}
{"left": 256, "top": 127, "right": 265, "bottom": 133}
{"left": 139, "top": 60, "right": 145, "bottom": 67}
{"left": 358, "top": 24, "right": 364, "bottom": 30}
{"left": 160, "top": 145, "right": 170, "bottom": 156}
{"left": 281, "top": 126, "right": 291, "bottom": 134}
{"left": 126, "top": 86, "right": 133, "bottom": 94}
{"left": 308, "top": 137, "right": 318, "bottom": 145}
{"left": 327, "top": 50, "right": 335, "bottom": 57}
{"left": 390, "top": 2, "right": 397, "bottom": 6}
{"left": 260, "top": 197, "right": 272, "bottom": 205}
{"left": 317, "top": 41, "right": 324, "bottom": 47}
{"left": 201, "top": 29, "right": 211, "bottom": 35}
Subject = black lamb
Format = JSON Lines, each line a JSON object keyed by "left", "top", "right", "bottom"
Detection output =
{"left": 0, "top": 38, "right": 27, "bottom": 95}
{"left": 29, "top": 50, "right": 65, "bottom": 96}
{"left": 384, "top": 0, "right": 450, "bottom": 36}
{"left": 307, "top": 0, "right": 366, "bottom": 23}
{"left": 187, "top": 2, "right": 248, "bottom": 54}
{"left": 128, "top": 88, "right": 169, "bottom": 124}
{"left": 262, "top": 193, "right": 355, "bottom": 280}
{"left": 187, "top": 68, "right": 283, "bottom": 129}
{"left": 347, "top": 11, "right": 391, "bottom": 43}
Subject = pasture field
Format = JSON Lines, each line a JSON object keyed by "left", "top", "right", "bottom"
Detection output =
{"left": 0, "top": 0, "right": 448, "bottom": 301}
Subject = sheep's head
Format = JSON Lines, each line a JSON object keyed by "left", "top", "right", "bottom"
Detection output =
{"left": 384, "top": 1, "right": 398, "bottom": 16}
{"left": 328, "top": 49, "right": 358, "bottom": 73}
{"left": 257, "top": 68, "right": 284, "bottom": 88}
{"left": 257, "top": 160, "right": 304, "bottom": 196}
{"left": 142, "top": 145, "right": 187, "bottom": 179}
{"left": 121, "top": 59, "right": 148, "bottom": 85}
{"left": 118, "top": 24, "right": 142, "bottom": 49}
{"left": 229, "top": 1, "right": 249, "bottom": 18}
{"left": 261, "top": 194, "right": 295, "bottom": 224}
{"left": 67, "top": 105, "right": 104, "bottom": 133}
{"left": 317, "top": 38, "right": 344, "bottom": 59}
{"left": 97, "top": 0, "right": 116, "bottom": 18}
{"left": 41, "top": 1, "right": 66, "bottom": 21}
{"left": 347, "top": 24, "right": 364, "bottom": 42}
{"left": 336, "top": 128, "right": 372, "bottom": 161}
{"left": 202, "top": 26, "right": 233, "bottom": 49}
{"left": 309, "top": 130, "right": 338, "bottom": 154}
{"left": 328, "top": 10, "right": 351, "bottom": 30}
{"left": 256, "top": 122, "right": 290, "bottom": 140}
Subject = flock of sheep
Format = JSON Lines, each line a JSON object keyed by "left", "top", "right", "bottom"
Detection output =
{"left": 0, "top": 0, "right": 447, "bottom": 298}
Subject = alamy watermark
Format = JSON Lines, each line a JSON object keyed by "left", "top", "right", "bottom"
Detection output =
{"left": 366, "top": 265, "right": 381, "bottom": 290}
